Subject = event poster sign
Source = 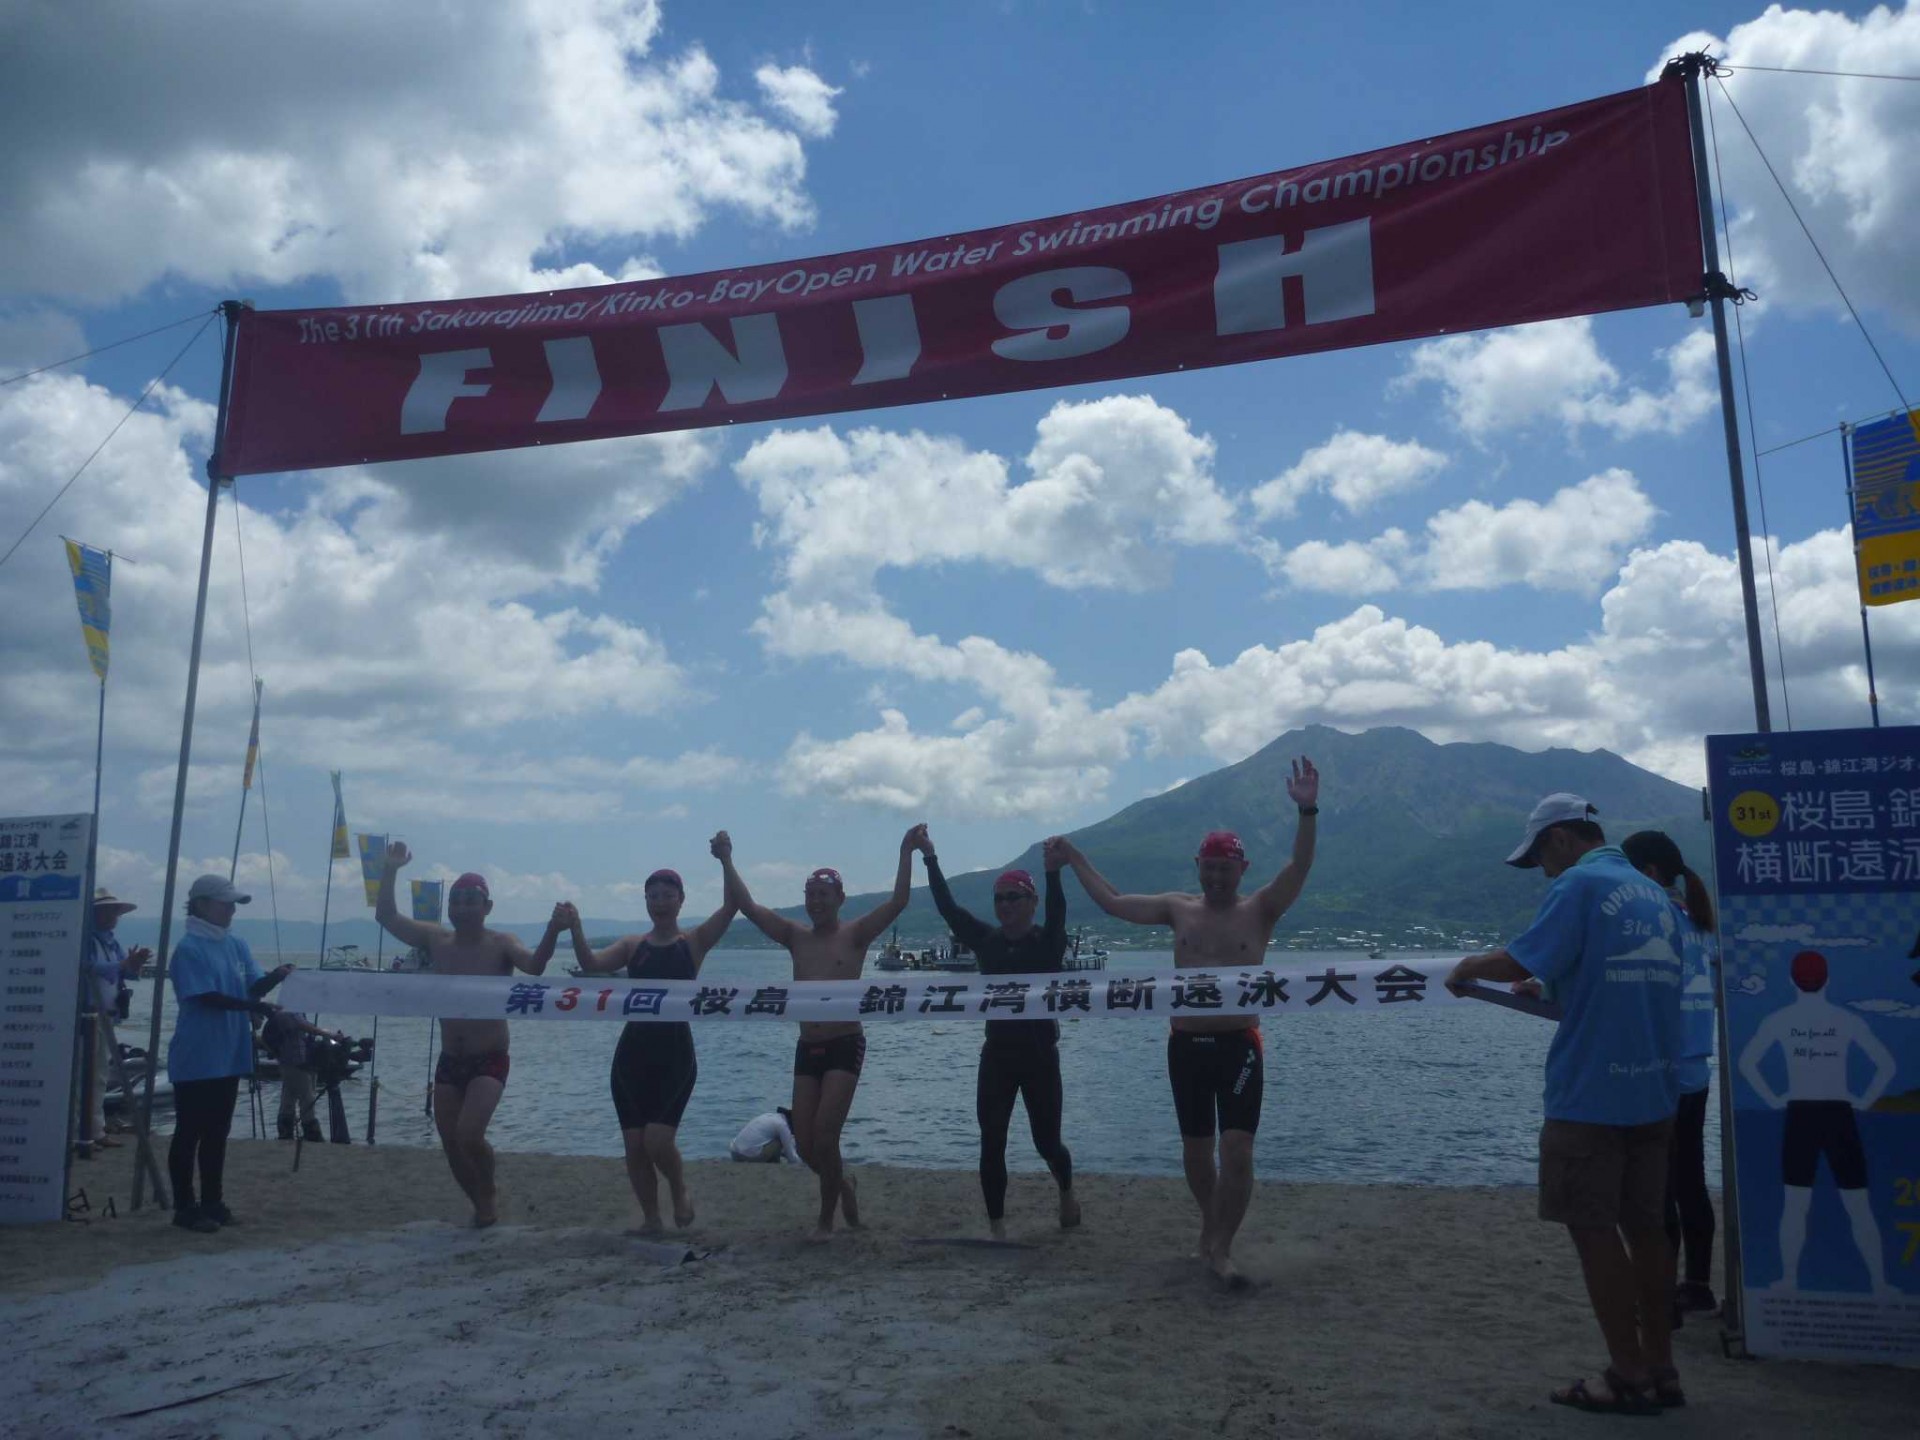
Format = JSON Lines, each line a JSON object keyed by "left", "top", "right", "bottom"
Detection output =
{"left": 0, "top": 813, "right": 91, "bottom": 1225}
{"left": 1707, "top": 728, "right": 1920, "bottom": 1363}
{"left": 1850, "top": 411, "right": 1920, "bottom": 607}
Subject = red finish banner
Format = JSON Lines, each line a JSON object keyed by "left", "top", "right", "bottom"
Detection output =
{"left": 222, "top": 80, "right": 1702, "bottom": 476}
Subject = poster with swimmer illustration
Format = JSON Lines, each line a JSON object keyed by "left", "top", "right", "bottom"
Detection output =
{"left": 1707, "top": 726, "right": 1920, "bottom": 1365}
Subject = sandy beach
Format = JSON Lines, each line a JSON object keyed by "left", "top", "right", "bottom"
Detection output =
{"left": 3, "top": 1142, "right": 1911, "bottom": 1439}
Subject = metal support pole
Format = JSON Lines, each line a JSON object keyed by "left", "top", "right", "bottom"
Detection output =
{"left": 1839, "top": 424, "right": 1883, "bottom": 727}
{"left": 131, "top": 300, "right": 248, "bottom": 1210}
{"left": 1673, "top": 55, "right": 1772, "bottom": 732}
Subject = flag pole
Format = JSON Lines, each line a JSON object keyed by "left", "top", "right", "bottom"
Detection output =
{"left": 132, "top": 299, "right": 249, "bottom": 1210}
{"left": 1839, "top": 423, "right": 1883, "bottom": 728}
{"left": 1670, "top": 53, "right": 1771, "bottom": 732}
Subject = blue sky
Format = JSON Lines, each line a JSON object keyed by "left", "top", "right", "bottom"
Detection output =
{"left": 2, "top": 1, "right": 1916, "bottom": 925}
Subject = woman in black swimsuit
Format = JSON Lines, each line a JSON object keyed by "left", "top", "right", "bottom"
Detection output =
{"left": 565, "top": 835, "right": 736, "bottom": 1234}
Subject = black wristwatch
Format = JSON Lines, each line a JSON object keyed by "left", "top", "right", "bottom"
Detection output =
{"left": 1298, "top": 806, "right": 1319, "bottom": 817}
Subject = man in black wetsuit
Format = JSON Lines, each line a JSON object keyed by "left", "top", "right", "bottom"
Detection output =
{"left": 915, "top": 829, "right": 1079, "bottom": 1239}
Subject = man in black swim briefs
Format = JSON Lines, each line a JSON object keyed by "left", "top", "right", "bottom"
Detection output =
{"left": 377, "top": 845, "right": 565, "bottom": 1228}
{"left": 720, "top": 825, "right": 921, "bottom": 1240}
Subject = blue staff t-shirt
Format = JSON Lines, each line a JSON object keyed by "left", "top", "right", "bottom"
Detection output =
{"left": 1675, "top": 907, "right": 1717, "bottom": 1093}
{"left": 1507, "top": 846, "right": 1684, "bottom": 1126}
{"left": 167, "top": 919, "right": 263, "bottom": 1082}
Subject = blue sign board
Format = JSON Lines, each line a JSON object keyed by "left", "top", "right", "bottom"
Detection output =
{"left": 1707, "top": 727, "right": 1920, "bottom": 1363}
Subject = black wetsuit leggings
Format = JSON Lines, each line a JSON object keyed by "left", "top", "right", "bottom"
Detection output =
{"left": 977, "top": 1039, "right": 1072, "bottom": 1221}
{"left": 169, "top": 1075, "right": 241, "bottom": 1211}
{"left": 1665, "top": 1086, "right": 1715, "bottom": 1285}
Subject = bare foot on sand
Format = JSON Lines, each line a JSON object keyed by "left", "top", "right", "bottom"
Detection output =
{"left": 1207, "top": 1250, "right": 1252, "bottom": 1292}
{"left": 1059, "top": 1191, "right": 1082, "bottom": 1230}
{"left": 839, "top": 1176, "right": 862, "bottom": 1229}
{"left": 630, "top": 1218, "right": 664, "bottom": 1238}
{"left": 806, "top": 1224, "right": 834, "bottom": 1245}
{"left": 1194, "top": 1225, "right": 1215, "bottom": 1262}
{"left": 471, "top": 1210, "right": 498, "bottom": 1230}
{"left": 989, "top": 1218, "right": 1008, "bottom": 1242}
{"left": 671, "top": 1188, "right": 696, "bottom": 1230}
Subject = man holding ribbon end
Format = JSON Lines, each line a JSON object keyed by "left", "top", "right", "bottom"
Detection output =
{"left": 1446, "top": 794, "right": 1685, "bottom": 1415}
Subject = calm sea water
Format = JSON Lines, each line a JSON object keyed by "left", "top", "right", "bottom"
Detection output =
{"left": 123, "top": 949, "right": 1722, "bottom": 1187}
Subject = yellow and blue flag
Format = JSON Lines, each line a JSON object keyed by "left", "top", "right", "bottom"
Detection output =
{"left": 411, "top": 879, "right": 443, "bottom": 924}
{"left": 241, "top": 681, "right": 262, "bottom": 791}
{"left": 63, "top": 540, "right": 111, "bottom": 681}
{"left": 329, "top": 771, "right": 350, "bottom": 860}
{"left": 356, "top": 832, "right": 387, "bottom": 908}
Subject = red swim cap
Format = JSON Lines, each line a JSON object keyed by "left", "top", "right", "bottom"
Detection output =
{"left": 1790, "top": 950, "right": 1828, "bottom": 992}
{"left": 805, "top": 867, "right": 844, "bottom": 892}
{"left": 450, "top": 872, "right": 489, "bottom": 896}
{"left": 994, "top": 869, "right": 1037, "bottom": 898}
{"left": 1196, "top": 830, "right": 1245, "bottom": 862}
{"left": 645, "top": 868, "right": 684, "bottom": 894}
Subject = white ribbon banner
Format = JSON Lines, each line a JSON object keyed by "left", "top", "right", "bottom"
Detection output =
{"left": 280, "top": 960, "right": 1543, "bottom": 1023}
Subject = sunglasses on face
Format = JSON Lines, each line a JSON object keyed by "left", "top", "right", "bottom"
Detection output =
{"left": 993, "top": 891, "right": 1034, "bottom": 904}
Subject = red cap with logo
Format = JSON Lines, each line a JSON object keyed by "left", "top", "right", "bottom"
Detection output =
{"left": 451, "top": 872, "right": 489, "bottom": 896}
{"left": 806, "top": 867, "right": 844, "bottom": 893}
{"left": 1196, "top": 830, "right": 1246, "bottom": 862}
{"left": 994, "top": 869, "right": 1037, "bottom": 898}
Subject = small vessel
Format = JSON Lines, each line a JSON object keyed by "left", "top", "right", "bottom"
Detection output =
{"left": 934, "top": 939, "right": 977, "bottom": 972}
{"left": 876, "top": 928, "right": 908, "bottom": 972}
{"left": 1368, "top": 948, "right": 1384, "bottom": 960}
{"left": 321, "top": 944, "right": 371, "bottom": 970}
{"left": 1064, "top": 927, "right": 1108, "bottom": 971}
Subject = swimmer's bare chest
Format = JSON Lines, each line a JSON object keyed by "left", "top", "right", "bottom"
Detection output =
{"left": 433, "top": 934, "right": 517, "bottom": 1054}
{"left": 1170, "top": 898, "right": 1270, "bottom": 1033}
{"left": 791, "top": 930, "right": 868, "bottom": 1039}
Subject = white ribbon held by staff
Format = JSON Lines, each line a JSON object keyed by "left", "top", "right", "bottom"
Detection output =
{"left": 280, "top": 960, "right": 1527, "bottom": 1023}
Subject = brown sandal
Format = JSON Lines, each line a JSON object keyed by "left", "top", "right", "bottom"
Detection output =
{"left": 1649, "top": 1365, "right": 1687, "bottom": 1408}
{"left": 1549, "top": 1367, "right": 1663, "bottom": 1417}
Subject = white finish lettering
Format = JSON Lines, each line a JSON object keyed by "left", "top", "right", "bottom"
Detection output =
{"left": 400, "top": 349, "right": 493, "bottom": 434}
{"left": 536, "top": 337, "right": 601, "bottom": 423}
{"left": 658, "top": 314, "right": 788, "bottom": 411}
{"left": 1213, "top": 219, "right": 1376, "bottom": 335}
{"left": 851, "top": 295, "right": 922, "bottom": 384}
{"left": 990, "top": 267, "right": 1132, "bottom": 362}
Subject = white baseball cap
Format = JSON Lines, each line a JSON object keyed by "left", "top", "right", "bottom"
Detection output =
{"left": 1506, "top": 794, "right": 1598, "bottom": 868}
{"left": 187, "top": 874, "right": 252, "bottom": 905}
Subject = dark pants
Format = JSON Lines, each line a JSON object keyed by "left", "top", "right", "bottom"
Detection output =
{"left": 977, "top": 1039, "right": 1072, "bottom": 1221}
{"left": 1665, "top": 1085, "right": 1715, "bottom": 1285}
{"left": 170, "top": 1076, "right": 241, "bottom": 1211}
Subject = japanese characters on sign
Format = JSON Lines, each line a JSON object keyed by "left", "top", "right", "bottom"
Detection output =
{"left": 281, "top": 957, "right": 1469, "bottom": 1023}
{"left": 1706, "top": 728, "right": 1920, "bottom": 1366}
{"left": 0, "top": 814, "right": 91, "bottom": 1227}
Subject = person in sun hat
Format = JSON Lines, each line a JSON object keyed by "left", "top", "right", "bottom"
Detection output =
{"left": 78, "top": 887, "right": 149, "bottom": 1149}
{"left": 166, "top": 874, "right": 294, "bottom": 1233}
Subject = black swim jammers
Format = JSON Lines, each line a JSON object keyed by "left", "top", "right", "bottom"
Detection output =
{"left": 794, "top": 1032, "right": 867, "bottom": 1080}
{"left": 1167, "top": 1028, "right": 1264, "bottom": 1137}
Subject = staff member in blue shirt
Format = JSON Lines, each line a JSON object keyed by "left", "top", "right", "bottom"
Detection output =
{"left": 1621, "top": 829, "right": 1720, "bottom": 1321}
{"left": 167, "top": 874, "right": 292, "bottom": 1233}
{"left": 1447, "top": 795, "right": 1685, "bottom": 1415}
